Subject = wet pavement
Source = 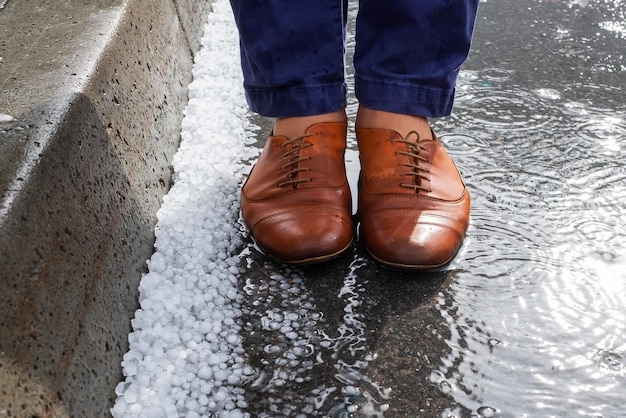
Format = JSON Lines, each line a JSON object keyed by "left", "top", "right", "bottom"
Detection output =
{"left": 235, "top": 0, "right": 626, "bottom": 416}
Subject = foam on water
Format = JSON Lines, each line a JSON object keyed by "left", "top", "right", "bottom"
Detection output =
{"left": 111, "top": 2, "right": 257, "bottom": 416}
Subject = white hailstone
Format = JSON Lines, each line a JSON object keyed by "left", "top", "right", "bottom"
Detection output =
{"left": 122, "top": 359, "right": 138, "bottom": 377}
{"left": 207, "top": 353, "right": 222, "bottom": 366}
{"left": 200, "top": 382, "right": 214, "bottom": 395}
{"left": 136, "top": 372, "right": 150, "bottom": 387}
{"left": 129, "top": 403, "right": 142, "bottom": 414}
{"left": 115, "top": 382, "right": 128, "bottom": 397}
{"left": 110, "top": 401, "right": 127, "bottom": 416}
{"left": 197, "top": 366, "right": 213, "bottom": 380}
{"left": 224, "top": 411, "right": 246, "bottom": 418}
{"left": 227, "top": 374, "right": 241, "bottom": 385}
{"left": 213, "top": 369, "right": 230, "bottom": 382}
{"left": 145, "top": 405, "right": 165, "bottom": 418}
{"left": 213, "top": 389, "right": 228, "bottom": 402}
{"left": 148, "top": 254, "right": 167, "bottom": 273}
{"left": 198, "top": 394, "right": 209, "bottom": 406}
{"left": 292, "top": 347, "right": 306, "bottom": 357}
{"left": 284, "top": 312, "right": 299, "bottom": 321}
{"left": 185, "top": 398, "right": 200, "bottom": 412}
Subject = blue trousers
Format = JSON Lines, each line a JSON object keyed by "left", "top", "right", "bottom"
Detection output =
{"left": 229, "top": 0, "right": 479, "bottom": 118}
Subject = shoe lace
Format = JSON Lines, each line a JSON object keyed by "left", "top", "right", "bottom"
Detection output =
{"left": 278, "top": 133, "right": 314, "bottom": 188}
{"left": 393, "top": 131, "right": 432, "bottom": 193}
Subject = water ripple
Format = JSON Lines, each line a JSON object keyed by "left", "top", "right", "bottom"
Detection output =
{"left": 454, "top": 90, "right": 560, "bottom": 133}
{"left": 433, "top": 58, "right": 626, "bottom": 416}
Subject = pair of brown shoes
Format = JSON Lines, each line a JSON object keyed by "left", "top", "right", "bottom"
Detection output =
{"left": 240, "top": 122, "right": 470, "bottom": 270}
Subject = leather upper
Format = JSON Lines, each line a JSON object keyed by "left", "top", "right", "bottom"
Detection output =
{"left": 241, "top": 122, "right": 354, "bottom": 263}
{"left": 356, "top": 127, "right": 470, "bottom": 269}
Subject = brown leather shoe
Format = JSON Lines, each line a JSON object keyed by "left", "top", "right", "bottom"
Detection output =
{"left": 356, "top": 127, "right": 470, "bottom": 269}
{"left": 241, "top": 122, "right": 354, "bottom": 264}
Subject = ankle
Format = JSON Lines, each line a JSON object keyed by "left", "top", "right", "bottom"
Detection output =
{"left": 356, "top": 106, "right": 431, "bottom": 139}
{"left": 273, "top": 110, "right": 347, "bottom": 139}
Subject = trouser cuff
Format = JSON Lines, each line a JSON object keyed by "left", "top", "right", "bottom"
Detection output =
{"left": 355, "top": 76, "right": 456, "bottom": 118}
{"left": 245, "top": 83, "right": 348, "bottom": 118}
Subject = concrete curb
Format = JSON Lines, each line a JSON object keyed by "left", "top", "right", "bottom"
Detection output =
{"left": 0, "top": 1, "right": 212, "bottom": 416}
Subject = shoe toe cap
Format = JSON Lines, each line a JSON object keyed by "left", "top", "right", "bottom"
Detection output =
{"left": 362, "top": 212, "right": 465, "bottom": 269}
{"left": 253, "top": 209, "right": 354, "bottom": 263}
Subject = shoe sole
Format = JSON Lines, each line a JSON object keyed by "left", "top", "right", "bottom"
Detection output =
{"left": 251, "top": 235, "right": 354, "bottom": 265}
{"left": 365, "top": 246, "right": 457, "bottom": 271}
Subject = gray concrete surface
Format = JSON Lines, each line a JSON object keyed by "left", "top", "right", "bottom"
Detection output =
{"left": 0, "top": 0, "right": 212, "bottom": 416}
